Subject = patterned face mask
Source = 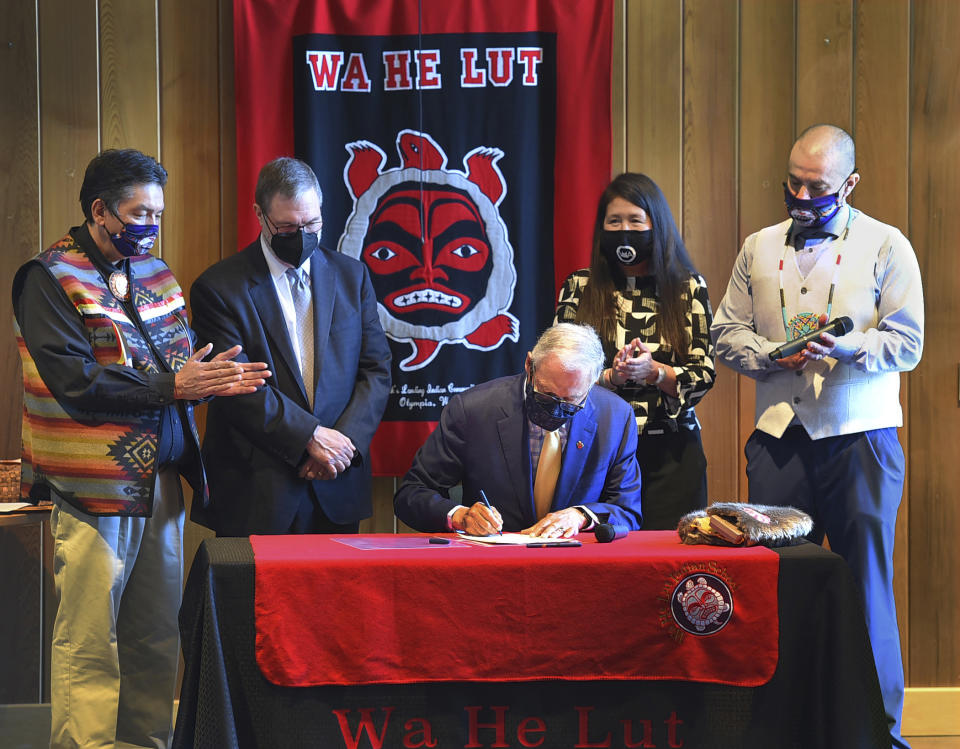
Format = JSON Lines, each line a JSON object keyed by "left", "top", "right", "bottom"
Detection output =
{"left": 109, "top": 212, "right": 159, "bottom": 257}
{"left": 782, "top": 175, "right": 853, "bottom": 228}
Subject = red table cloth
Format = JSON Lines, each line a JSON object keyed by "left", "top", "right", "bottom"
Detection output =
{"left": 251, "top": 531, "right": 779, "bottom": 688}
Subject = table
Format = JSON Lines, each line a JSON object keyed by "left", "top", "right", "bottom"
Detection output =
{"left": 173, "top": 535, "right": 890, "bottom": 749}
{"left": 0, "top": 506, "right": 54, "bottom": 703}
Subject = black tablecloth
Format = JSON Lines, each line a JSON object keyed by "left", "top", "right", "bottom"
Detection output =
{"left": 173, "top": 538, "right": 890, "bottom": 749}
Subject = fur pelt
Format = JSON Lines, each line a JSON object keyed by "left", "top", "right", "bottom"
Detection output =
{"left": 677, "top": 502, "right": 813, "bottom": 547}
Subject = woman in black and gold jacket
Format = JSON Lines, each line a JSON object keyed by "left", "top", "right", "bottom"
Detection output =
{"left": 555, "top": 172, "right": 716, "bottom": 529}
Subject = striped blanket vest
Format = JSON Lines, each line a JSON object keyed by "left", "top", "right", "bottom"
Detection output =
{"left": 15, "top": 234, "right": 200, "bottom": 516}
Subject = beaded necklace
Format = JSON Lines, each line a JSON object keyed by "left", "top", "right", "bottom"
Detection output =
{"left": 778, "top": 209, "right": 855, "bottom": 340}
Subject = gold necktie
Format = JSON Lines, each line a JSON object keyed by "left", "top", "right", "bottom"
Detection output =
{"left": 533, "top": 429, "right": 562, "bottom": 519}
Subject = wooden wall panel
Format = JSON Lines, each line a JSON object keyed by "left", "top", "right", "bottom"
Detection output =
{"left": 2, "top": 0, "right": 958, "bottom": 699}
{"left": 853, "top": 0, "right": 912, "bottom": 670}
{"left": 681, "top": 0, "right": 739, "bottom": 503}
{"left": 159, "top": 0, "right": 222, "bottom": 292}
{"left": 99, "top": 0, "right": 160, "bottom": 159}
{"left": 796, "top": 0, "right": 853, "bottom": 132}
{"left": 219, "top": 0, "right": 239, "bottom": 259}
{"left": 159, "top": 0, "right": 227, "bottom": 568}
{"left": 611, "top": 1, "right": 626, "bottom": 174}
{"left": 736, "top": 0, "right": 795, "bottom": 498}
{"left": 907, "top": 0, "right": 960, "bottom": 687}
{"left": 0, "top": 1, "right": 40, "bottom": 459}
{"left": 624, "top": 0, "right": 683, "bottom": 213}
{"left": 38, "top": 0, "right": 99, "bottom": 249}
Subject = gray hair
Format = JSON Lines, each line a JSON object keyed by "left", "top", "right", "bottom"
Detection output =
{"left": 529, "top": 323, "right": 605, "bottom": 383}
{"left": 255, "top": 157, "right": 323, "bottom": 213}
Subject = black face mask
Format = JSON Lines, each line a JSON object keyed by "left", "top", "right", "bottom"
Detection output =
{"left": 599, "top": 229, "right": 654, "bottom": 267}
{"left": 271, "top": 228, "right": 319, "bottom": 268}
{"left": 524, "top": 378, "right": 580, "bottom": 432}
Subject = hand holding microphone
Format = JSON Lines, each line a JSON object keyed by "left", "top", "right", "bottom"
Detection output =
{"left": 770, "top": 315, "right": 853, "bottom": 364}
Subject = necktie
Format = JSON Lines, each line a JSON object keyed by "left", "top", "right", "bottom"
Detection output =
{"left": 286, "top": 268, "right": 314, "bottom": 409}
{"left": 533, "top": 428, "right": 562, "bottom": 519}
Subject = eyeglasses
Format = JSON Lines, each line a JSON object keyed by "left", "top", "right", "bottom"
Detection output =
{"left": 531, "top": 373, "right": 587, "bottom": 416}
{"left": 263, "top": 212, "right": 323, "bottom": 237}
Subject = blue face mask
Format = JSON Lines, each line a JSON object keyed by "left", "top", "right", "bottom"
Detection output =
{"left": 109, "top": 212, "right": 159, "bottom": 257}
{"left": 524, "top": 377, "right": 583, "bottom": 432}
{"left": 782, "top": 182, "right": 847, "bottom": 228}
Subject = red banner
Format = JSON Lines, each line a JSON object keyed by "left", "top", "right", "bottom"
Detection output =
{"left": 252, "top": 532, "right": 780, "bottom": 687}
{"left": 233, "top": 0, "right": 612, "bottom": 475}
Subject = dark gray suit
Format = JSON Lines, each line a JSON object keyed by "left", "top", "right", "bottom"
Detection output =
{"left": 190, "top": 239, "right": 391, "bottom": 535}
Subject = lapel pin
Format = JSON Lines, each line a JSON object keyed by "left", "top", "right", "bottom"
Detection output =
{"left": 576, "top": 440, "right": 584, "bottom": 449}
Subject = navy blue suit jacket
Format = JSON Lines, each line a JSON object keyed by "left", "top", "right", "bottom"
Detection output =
{"left": 189, "top": 239, "right": 391, "bottom": 534}
{"left": 394, "top": 373, "right": 643, "bottom": 532}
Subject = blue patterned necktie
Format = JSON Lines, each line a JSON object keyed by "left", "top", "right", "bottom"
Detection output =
{"left": 285, "top": 268, "right": 314, "bottom": 409}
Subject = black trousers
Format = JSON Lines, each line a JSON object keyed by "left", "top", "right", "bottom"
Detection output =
{"left": 635, "top": 427, "right": 708, "bottom": 530}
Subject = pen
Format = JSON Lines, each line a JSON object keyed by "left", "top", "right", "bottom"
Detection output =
{"left": 527, "top": 540, "right": 582, "bottom": 547}
{"left": 478, "top": 489, "right": 502, "bottom": 535}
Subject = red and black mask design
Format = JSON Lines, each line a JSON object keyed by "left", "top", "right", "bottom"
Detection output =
{"left": 362, "top": 182, "right": 494, "bottom": 328}
{"left": 341, "top": 129, "right": 519, "bottom": 371}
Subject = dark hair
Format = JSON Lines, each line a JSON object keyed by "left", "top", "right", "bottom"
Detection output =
{"left": 255, "top": 157, "right": 322, "bottom": 214}
{"left": 79, "top": 149, "right": 168, "bottom": 222}
{"left": 574, "top": 172, "right": 699, "bottom": 358}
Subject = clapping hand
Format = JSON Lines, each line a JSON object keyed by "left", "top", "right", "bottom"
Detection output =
{"left": 174, "top": 344, "right": 270, "bottom": 399}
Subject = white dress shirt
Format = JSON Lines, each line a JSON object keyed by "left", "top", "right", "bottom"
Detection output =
{"left": 260, "top": 236, "right": 312, "bottom": 374}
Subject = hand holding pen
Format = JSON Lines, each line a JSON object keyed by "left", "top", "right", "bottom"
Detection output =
{"left": 456, "top": 489, "right": 503, "bottom": 536}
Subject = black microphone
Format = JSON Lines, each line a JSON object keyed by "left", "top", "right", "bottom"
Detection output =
{"left": 594, "top": 522, "right": 629, "bottom": 543}
{"left": 769, "top": 316, "right": 854, "bottom": 361}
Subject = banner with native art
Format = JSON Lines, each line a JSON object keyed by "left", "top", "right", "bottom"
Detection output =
{"left": 233, "top": 0, "right": 612, "bottom": 475}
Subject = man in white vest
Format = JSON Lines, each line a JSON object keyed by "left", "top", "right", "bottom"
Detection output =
{"left": 712, "top": 124, "right": 923, "bottom": 749}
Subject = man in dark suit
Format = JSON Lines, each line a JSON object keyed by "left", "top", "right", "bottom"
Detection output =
{"left": 190, "top": 157, "right": 391, "bottom": 535}
{"left": 395, "top": 323, "right": 643, "bottom": 537}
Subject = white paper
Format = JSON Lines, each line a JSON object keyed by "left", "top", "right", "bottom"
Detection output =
{"left": 0, "top": 502, "right": 34, "bottom": 513}
{"left": 458, "top": 532, "right": 580, "bottom": 546}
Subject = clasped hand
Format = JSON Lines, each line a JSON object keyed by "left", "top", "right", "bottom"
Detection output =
{"left": 299, "top": 426, "right": 356, "bottom": 481}
{"left": 174, "top": 344, "right": 270, "bottom": 400}
{"left": 610, "top": 337, "right": 657, "bottom": 386}
{"left": 775, "top": 313, "right": 839, "bottom": 371}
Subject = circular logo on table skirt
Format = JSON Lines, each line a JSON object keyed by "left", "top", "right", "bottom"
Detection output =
{"left": 670, "top": 573, "right": 733, "bottom": 635}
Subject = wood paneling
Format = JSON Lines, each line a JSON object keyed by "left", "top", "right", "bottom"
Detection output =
{"left": 2, "top": 0, "right": 957, "bottom": 698}
{"left": 99, "top": 0, "right": 160, "bottom": 158}
{"left": 219, "top": 0, "right": 238, "bottom": 260}
{"left": 38, "top": 0, "right": 99, "bottom": 249}
{"left": 908, "top": 0, "right": 960, "bottom": 686}
{"left": 611, "top": 0, "right": 626, "bottom": 173}
{"left": 796, "top": 0, "right": 853, "bottom": 132}
{"left": 853, "top": 0, "right": 912, "bottom": 669}
{"left": 737, "top": 0, "right": 795, "bottom": 498}
{"left": 159, "top": 0, "right": 222, "bottom": 287}
{"left": 682, "top": 0, "right": 739, "bottom": 503}
{"left": 624, "top": 0, "right": 683, "bottom": 212}
{"left": 159, "top": 0, "right": 229, "bottom": 572}
{"left": 0, "top": 2, "right": 40, "bottom": 459}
